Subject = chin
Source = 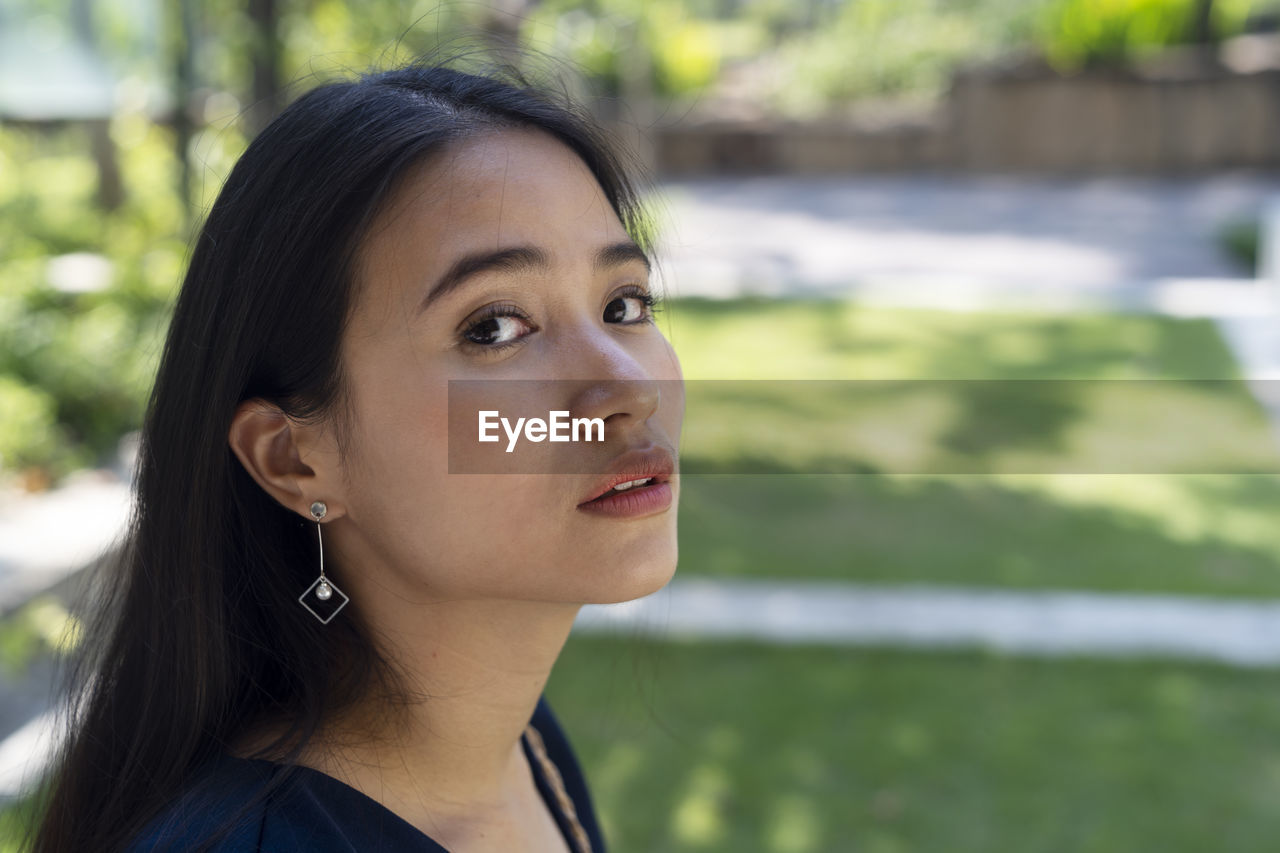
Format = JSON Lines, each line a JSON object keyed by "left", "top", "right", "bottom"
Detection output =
{"left": 581, "top": 543, "right": 679, "bottom": 606}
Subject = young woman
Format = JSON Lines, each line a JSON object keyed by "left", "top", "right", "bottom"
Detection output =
{"left": 30, "top": 58, "right": 684, "bottom": 853}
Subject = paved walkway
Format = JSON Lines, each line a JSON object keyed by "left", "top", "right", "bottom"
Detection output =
{"left": 7, "top": 173, "right": 1280, "bottom": 800}
{"left": 575, "top": 579, "right": 1280, "bottom": 667}
{"left": 0, "top": 471, "right": 131, "bottom": 615}
{"left": 656, "top": 172, "right": 1280, "bottom": 309}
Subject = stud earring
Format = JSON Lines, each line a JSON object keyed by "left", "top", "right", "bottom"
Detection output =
{"left": 298, "top": 500, "right": 349, "bottom": 624}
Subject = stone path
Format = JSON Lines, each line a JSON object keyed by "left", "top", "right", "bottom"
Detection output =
{"left": 0, "top": 471, "right": 131, "bottom": 615}
{"left": 655, "top": 172, "right": 1280, "bottom": 307}
{"left": 575, "top": 579, "right": 1280, "bottom": 668}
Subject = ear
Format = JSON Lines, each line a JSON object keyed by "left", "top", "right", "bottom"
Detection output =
{"left": 227, "top": 399, "right": 346, "bottom": 521}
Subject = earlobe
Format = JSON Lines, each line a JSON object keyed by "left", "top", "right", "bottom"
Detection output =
{"left": 227, "top": 399, "right": 322, "bottom": 516}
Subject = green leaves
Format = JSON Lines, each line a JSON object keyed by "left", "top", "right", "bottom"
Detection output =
{"left": 1037, "top": 0, "right": 1259, "bottom": 71}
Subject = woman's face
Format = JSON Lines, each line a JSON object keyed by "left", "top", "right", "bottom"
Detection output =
{"left": 320, "top": 127, "right": 683, "bottom": 607}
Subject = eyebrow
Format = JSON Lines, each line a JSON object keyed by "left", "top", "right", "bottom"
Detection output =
{"left": 418, "top": 240, "right": 651, "bottom": 315}
{"left": 594, "top": 241, "right": 652, "bottom": 275}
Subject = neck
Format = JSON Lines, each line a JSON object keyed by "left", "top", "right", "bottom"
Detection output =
{"left": 299, "top": 596, "right": 582, "bottom": 826}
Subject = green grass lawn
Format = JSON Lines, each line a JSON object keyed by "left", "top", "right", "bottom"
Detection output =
{"left": 659, "top": 297, "right": 1242, "bottom": 381}
{"left": 549, "top": 634, "right": 1280, "bottom": 853}
{"left": 677, "top": 473, "right": 1280, "bottom": 596}
{"left": 663, "top": 298, "right": 1280, "bottom": 597}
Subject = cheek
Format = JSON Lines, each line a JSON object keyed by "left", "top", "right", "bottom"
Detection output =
{"left": 357, "top": 469, "right": 583, "bottom": 598}
{"left": 340, "top": 376, "right": 579, "bottom": 593}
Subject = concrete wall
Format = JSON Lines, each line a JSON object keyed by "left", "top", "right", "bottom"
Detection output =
{"left": 647, "top": 54, "right": 1280, "bottom": 176}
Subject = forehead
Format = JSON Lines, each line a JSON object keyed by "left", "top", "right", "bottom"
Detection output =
{"left": 359, "top": 127, "right": 627, "bottom": 282}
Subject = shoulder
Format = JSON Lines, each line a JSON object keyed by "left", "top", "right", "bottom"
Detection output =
{"left": 122, "top": 754, "right": 275, "bottom": 852}
{"left": 123, "top": 752, "right": 443, "bottom": 853}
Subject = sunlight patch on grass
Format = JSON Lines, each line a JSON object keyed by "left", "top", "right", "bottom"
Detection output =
{"left": 765, "top": 793, "right": 821, "bottom": 853}
{"left": 671, "top": 761, "right": 732, "bottom": 847}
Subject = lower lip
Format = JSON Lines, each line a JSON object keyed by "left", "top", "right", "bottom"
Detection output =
{"left": 577, "top": 481, "right": 673, "bottom": 518}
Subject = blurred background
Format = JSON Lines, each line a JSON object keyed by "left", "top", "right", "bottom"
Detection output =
{"left": 7, "top": 0, "right": 1280, "bottom": 850}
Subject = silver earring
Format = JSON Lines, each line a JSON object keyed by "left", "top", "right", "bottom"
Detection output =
{"left": 298, "top": 500, "right": 349, "bottom": 624}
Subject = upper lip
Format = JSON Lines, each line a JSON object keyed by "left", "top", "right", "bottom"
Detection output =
{"left": 578, "top": 445, "right": 676, "bottom": 505}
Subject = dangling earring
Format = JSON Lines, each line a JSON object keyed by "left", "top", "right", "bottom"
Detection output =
{"left": 298, "top": 500, "right": 349, "bottom": 624}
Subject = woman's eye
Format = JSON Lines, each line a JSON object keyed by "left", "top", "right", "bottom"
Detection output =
{"left": 460, "top": 309, "right": 535, "bottom": 351}
{"left": 604, "top": 289, "right": 662, "bottom": 324}
{"left": 459, "top": 288, "right": 662, "bottom": 355}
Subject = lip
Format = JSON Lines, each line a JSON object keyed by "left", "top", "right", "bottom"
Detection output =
{"left": 577, "top": 445, "right": 676, "bottom": 510}
{"left": 577, "top": 480, "right": 673, "bottom": 518}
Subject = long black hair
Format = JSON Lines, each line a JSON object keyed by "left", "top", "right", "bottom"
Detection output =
{"left": 31, "top": 55, "right": 651, "bottom": 853}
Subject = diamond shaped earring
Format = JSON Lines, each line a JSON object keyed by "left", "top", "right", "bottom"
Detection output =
{"left": 298, "top": 500, "right": 349, "bottom": 624}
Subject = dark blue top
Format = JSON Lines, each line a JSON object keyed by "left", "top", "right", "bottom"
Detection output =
{"left": 125, "top": 695, "right": 606, "bottom": 852}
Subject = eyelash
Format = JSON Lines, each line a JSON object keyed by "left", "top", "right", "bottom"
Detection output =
{"left": 458, "top": 286, "right": 664, "bottom": 354}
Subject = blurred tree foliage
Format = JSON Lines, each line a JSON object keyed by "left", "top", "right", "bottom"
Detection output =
{"left": 1036, "top": 0, "right": 1260, "bottom": 70}
{"left": 519, "top": 0, "right": 1055, "bottom": 111}
{"left": 766, "top": 0, "right": 1055, "bottom": 115}
{"left": 0, "top": 118, "right": 186, "bottom": 479}
{"left": 524, "top": 0, "right": 744, "bottom": 97}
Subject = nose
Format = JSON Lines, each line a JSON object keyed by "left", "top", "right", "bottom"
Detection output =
{"left": 561, "top": 327, "right": 662, "bottom": 432}
{"left": 568, "top": 377, "right": 661, "bottom": 434}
